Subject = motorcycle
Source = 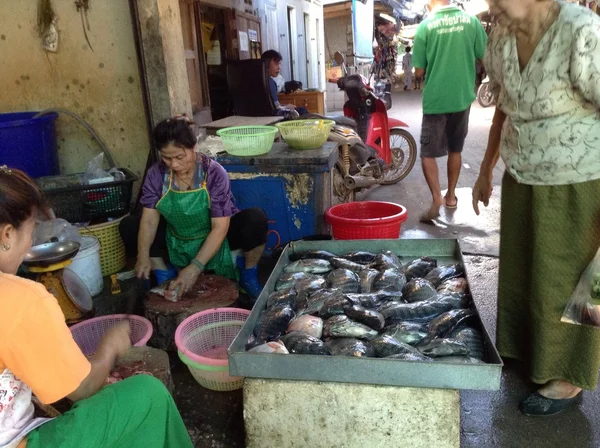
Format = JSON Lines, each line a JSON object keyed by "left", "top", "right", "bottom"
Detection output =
{"left": 477, "top": 76, "right": 495, "bottom": 108}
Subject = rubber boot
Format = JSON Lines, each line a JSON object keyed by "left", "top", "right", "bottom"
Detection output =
{"left": 237, "top": 256, "right": 263, "bottom": 300}
{"left": 154, "top": 266, "right": 178, "bottom": 285}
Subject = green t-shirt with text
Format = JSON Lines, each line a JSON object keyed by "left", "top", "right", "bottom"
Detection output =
{"left": 412, "top": 6, "right": 487, "bottom": 114}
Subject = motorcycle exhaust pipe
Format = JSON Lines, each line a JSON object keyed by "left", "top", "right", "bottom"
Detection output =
{"left": 343, "top": 175, "right": 381, "bottom": 190}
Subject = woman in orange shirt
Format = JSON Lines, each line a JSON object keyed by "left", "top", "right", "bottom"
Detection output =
{"left": 0, "top": 166, "right": 192, "bottom": 448}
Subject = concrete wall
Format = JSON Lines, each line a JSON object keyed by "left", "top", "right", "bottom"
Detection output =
{"left": 0, "top": 0, "right": 151, "bottom": 178}
{"left": 323, "top": 16, "right": 351, "bottom": 61}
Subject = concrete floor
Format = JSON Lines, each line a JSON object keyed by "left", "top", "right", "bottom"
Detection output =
{"left": 100, "top": 91, "right": 600, "bottom": 447}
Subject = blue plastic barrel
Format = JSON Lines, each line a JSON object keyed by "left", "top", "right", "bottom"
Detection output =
{"left": 0, "top": 112, "right": 59, "bottom": 178}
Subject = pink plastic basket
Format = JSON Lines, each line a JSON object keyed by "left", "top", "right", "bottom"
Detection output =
{"left": 70, "top": 314, "right": 153, "bottom": 356}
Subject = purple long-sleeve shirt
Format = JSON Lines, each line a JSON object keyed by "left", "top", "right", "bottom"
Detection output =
{"left": 140, "top": 153, "right": 238, "bottom": 218}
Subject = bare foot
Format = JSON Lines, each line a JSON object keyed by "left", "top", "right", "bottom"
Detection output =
{"left": 419, "top": 200, "right": 444, "bottom": 223}
{"left": 537, "top": 380, "right": 582, "bottom": 400}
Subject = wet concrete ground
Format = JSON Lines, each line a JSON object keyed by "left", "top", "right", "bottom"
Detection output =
{"left": 98, "top": 91, "right": 600, "bottom": 447}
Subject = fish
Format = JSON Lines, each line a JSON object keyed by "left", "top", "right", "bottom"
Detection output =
{"left": 373, "top": 268, "right": 407, "bottom": 292}
{"left": 437, "top": 278, "right": 469, "bottom": 295}
{"left": 325, "top": 338, "right": 375, "bottom": 357}
{"left": 344, "top": 305, "right": 385, "bottom": 330}
{"left": 371, "top": 335, "right": 425, "bottom": 358}
{"left": 418, "top": 338, "right": 470, "bottom": 357}
{"left": 450, "top": 327, "right": 485, "bottom": 360}
{"left": 424, "top": 264, "right": 465, "bottom": 287}
{"left": 254, "top": 305, "right": 296, "bottom": 342}
{"left": 248, "top": 341, "right": 289, "bottom": 354}
{"left": 280, "top": 332, "right": 330, "bottom": 355}
{"left": 284, "top": 259, "right": 333, "bottom": 274}
{"left": 288, "top": 250, "right": 336, "bottom": 261}
{"left": 267, "top": 289, "right": 297, "bottom": 309}
{"left": 402, "top": 278, "right": 438, "bottom": 303}
{"left": 327, "top": 268, "right": 360, "bottom": 293}
{"left": 287, "top": 315, "right": 324, "bottom": 339}
{"left": 432, "top": 356, "right": 484, "bottom": 364}
{"left": 346, "top": 293, "right": 383, "bottom": 309}
{"left": 341, "top": 251, "right": 377, "bottom": 264}
{"left": 383, "top": 321, "right": 429, "bottom": 346}
{"left": 245, "top": 334, "right": 261, "bottom": 351}
{"left": 402, "top": 257, "right": 438, "bottom": 281}
{"left": 373, "top": 251, "right": 402, "bottom": 270}
{"left": 426, "top": 309, "right": 478, "bottom": 340}
{"left": 436, "top": 293, "right": 471, "bottom": 309}
{"left": 358, "top": 269, "right": 379, "bottom": 293}
{"left": 323, "top": 315, "right": 379, "bottom": 340}
{"left": 380, "top": 300, "right": 455, "bottom": 326}
{"left": 296, "top": 289, "right": 343, "bottom": 316}
{"left": 276, "top": 272, "right": 313, "bottom": 291}
{"left": 293, "top": 276, "right": 328, "bottom": 303}
{"left": 320, "top": 295, "right": 353, "bottom": 319}
{"left": 386, "top": 352, "right": 433, "bottom": 362}
{"left": 329, "top": 257, "right": 368, "bottom": 273}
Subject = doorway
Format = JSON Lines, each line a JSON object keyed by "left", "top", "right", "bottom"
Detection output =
{"left": 287, "top": 6, "right": 297, "bottom": 80}
{"left": 304, "top": 13, "right": 311, "bottom": 88}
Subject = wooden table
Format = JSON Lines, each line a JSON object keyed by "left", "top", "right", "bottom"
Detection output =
{"left": 203, "top": 116, "right": 283, "bottom": 135}
{"left": 278, "top": 90, "right": 325, "bottom": 115}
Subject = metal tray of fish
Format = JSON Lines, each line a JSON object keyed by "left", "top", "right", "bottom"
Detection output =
{"left": 228, "top": 239, "right": 503, "bottom": 390}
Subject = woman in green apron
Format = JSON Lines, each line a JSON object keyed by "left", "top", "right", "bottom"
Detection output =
{"left": 121, "top": 117, "right": 268, "bottom": 300}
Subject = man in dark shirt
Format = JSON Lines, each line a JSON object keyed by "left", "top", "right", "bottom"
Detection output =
{"left": 261, "top": 50, "right": 308, "bottom": 116}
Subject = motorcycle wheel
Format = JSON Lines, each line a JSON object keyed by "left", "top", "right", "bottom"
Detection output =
{"left": 477, "top": 84, "right": 495, "bottom": 108}
{"left": 381, "top": 128, "right": 417, "bottom": 185}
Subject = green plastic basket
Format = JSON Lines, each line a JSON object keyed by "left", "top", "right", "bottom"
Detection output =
{"left": 216, "top": 126, "right": 278, "bottom": 156}
{"left": 276, "top": 119, "right": 335, "bottom": 150}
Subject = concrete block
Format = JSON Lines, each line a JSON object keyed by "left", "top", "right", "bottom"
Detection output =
{"left": 244, "top": 378, "right": 460, "bottom": 448}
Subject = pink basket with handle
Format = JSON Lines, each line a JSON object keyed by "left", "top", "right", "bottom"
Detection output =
{"left": 70, "top": 314, "right": 153, "bottom": 356}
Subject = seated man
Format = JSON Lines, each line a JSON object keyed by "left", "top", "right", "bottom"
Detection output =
{"left": 261, "top": 50, "right": 308, "bottom": 117}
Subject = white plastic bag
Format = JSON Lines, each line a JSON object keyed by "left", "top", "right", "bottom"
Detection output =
{"left": 33, "top": 219, "right": 82, "bottom": 246}
{"left": 197, "top": 136, "right": 225, "bottom": 157}
{"left": 82, "top": 153, "right": 113, "bottom": 185}
{"left": 562, "top": 248, "right": 600, "bottom": 328}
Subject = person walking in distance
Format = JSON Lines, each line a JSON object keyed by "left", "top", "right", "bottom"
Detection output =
{"left": 412, "top": 0, "right": 487, "bottom": 221}
{"left": 402, "top": 46, "right": 413, "bottom": 91}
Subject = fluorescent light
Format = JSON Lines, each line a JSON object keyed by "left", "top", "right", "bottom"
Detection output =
{"left": 379, "top": 13, "right": 396, "bottom": 22}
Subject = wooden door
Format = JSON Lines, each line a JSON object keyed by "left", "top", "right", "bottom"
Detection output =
{"left": 261, "top": 0, "right": 278, "bottom": 53}
{"left": 179, "top": 1, "right": 204, "bottom": 113}
{"left": 235, "top": 11, "right": 261, "bottom": 60}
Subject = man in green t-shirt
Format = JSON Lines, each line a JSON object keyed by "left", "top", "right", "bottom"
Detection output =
{"left": 412, "top": 0, "right": 487, "bottom": 221}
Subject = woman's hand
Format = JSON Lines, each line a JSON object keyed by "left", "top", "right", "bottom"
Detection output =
{"left": 167, "top": 264, "right": 202, "bottom": 299}
{"left": 135, "top": 256, "right": 152, "bottom": 280}
{"left": 98, "top": 321, "right": 131, "bottom": 359}
{"left": 472, "top": 175, "right": 493, "bottom": 215}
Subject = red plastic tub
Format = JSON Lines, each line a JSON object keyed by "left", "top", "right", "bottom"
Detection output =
{"left": 325, "top": 201, "right": 408, "bottom": 240}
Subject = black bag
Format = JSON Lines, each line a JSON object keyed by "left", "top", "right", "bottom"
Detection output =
{"left": 284, "top": 80, "right": 303, "bottom": 94}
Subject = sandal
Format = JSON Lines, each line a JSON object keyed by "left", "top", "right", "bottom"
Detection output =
{"left": 519, "top": 391, "right": 581, "bottom": 417}
{"left": 445, "top": 197, "right": 458, "bottom": 209}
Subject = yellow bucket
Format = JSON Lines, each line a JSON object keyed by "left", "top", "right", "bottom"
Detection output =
{"left": 79, "top": 216, "right": 126, "bottom": 277}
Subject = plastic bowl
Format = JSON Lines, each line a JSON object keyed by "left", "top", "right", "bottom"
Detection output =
{"left": 325, "top": 201, "right": 408, "bottom": 240}
{"left": 216, "top": 126, "right": 278, "bottom": 156}
{"left": 276, "top": 119, "right": 335, "bottom": 150}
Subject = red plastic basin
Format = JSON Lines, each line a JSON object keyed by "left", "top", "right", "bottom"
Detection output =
{"left": 325, "top": 201, "right": 408, "bottom": 240}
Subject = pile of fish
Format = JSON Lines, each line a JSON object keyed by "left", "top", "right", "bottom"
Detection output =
{"left": 246, "top": 250, "right": 487, "bottom": 364}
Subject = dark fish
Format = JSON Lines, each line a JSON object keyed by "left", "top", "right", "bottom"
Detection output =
{"left": 358, "top": 269, "right": 379, "bottom": 294}
{"left": 323, "top": 315, "right": 379, "bottom": 340}
{"left": 245, "top": 333, "right": 261, "bottom": 351}
{"left": 344, "top": 305, "right": 385, "bottom": 330}
{"left": 373, "top": 251, "right": 402, "bottom": 270}
{"left": 294, "top": 276, "right": 328, "bottom": 302}
{"left": 325, "top": 338, "right": 375, "bottom": 357}
{"left": 330, "top": 257, "right": 368, "bottom": 273}
{"left": 341, "top": 251, "right": 377, "bottom": 264}
{"left": 402, "top": 257, "right": 438, "bottom": 281}
{"left": 403, "top": 278, "right": 437, "bottom": 303}
{"left": 424, "top": 264, "right": 465, "bottom": 287}
{"left": 320, "top": 295, "right": 353, "bottom": 319}
{"left": 284, "top": 259, "right": 332, "bottom": 274}
{"left": 426, "top": 309, "right": 478, "bottom": 340}
{"left": 276, "top": 272, "right": 312, "bottom": 291}
{"left": 437, "top": 278, "right": 469, "bottom": 295}
{"left": 280, "top": 332, "right": 330, "bottom": 355}
{"left": 450, "top": 327, "right": 485, "bottom": 360}
{"left": 254, "top": 305, "right": 295, "bottom": 342}
{"left": 418, "top": 338, "right": 470, "bottom": 357}
{"left": 287, "top": 315, "right": 324, "bottom": 339}
{"left": 432, "top": 356, "right": 484, "bottom": 364}
{"left": 288, "top": 250, "right": 336, "bottom": 261}
{"left": 267, "top": 289, "right": 297, "bottom": 309}
{"left": 437, "top": 293, "right": 471, "bottom": 309}
{"left": 373, "top": 268, "right": 407, "bottom": 292}
{"left": 297, "top": 289, "right": 343, "bottom": 316}
{"left": 346, "top": 293, "right": 382, "bottom": 309}
{"left": 383, "top": 321, "right": 428, "bottom": 346}
{"left": 327, "top": 268, "right": 359, "bottom": 293}
{"left": 371, "top": 335, "right": 424, "bottom": 358}
{"left": 380, "top": 300, "right": 455, "bottom": 326}
{"left": 386, "top": 352, "right": 433, "bottom": 362}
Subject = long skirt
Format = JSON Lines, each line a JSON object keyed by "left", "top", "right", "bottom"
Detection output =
{"left": 497, "top": 172, "right": 600, "bottom": 389}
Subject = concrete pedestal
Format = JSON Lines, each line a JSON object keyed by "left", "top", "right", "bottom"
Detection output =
{"left": 244, "top": 378, "right": 459, "bottom": 448}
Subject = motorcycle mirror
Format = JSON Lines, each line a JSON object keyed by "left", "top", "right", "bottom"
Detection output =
{"left": 334, "top": 51, "right": 345, "bottom": 66}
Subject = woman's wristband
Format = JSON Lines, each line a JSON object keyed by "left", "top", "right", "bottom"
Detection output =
{"left": 190, "top": 259, "right": 205, "bottom": 272}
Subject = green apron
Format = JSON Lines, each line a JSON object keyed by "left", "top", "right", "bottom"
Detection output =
{"left": 156, "top": 169, "right": 237, "bottom": 280}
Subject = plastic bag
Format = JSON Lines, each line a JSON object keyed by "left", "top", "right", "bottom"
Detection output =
{"left": 197, "top": 135, "right": 224, "bottom": 157}
{"left": 562, "top": 248, "right": 600, "bottom": 328}
{"left": 33, "top": 218, "right": 82, "bottom": 246}
{"left": 82, "top": 153, "right": 113, "bottom": 185}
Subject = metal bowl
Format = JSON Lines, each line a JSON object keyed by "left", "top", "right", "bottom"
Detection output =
{"left": 23, "top": 241, "right": 81, "bottom": 267}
